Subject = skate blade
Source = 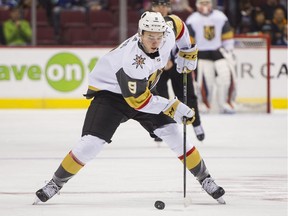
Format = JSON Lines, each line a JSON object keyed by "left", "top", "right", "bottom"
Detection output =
{"left": 216, "top": 197, "right": 226, "bottom": 204}
{"left": 32, "top": 197, "right": 41, "bottom": 205}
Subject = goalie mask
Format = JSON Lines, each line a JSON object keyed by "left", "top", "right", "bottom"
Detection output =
{"left": 138, "top": 11, "right": 166, "bottom": 34}
{"left": 196, "top": 0, "right": 213, "bottom": 15}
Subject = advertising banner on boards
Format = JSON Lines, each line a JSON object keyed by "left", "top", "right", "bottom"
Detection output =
{"left": 0, "top": 47, "right": 287, "bottom": 108}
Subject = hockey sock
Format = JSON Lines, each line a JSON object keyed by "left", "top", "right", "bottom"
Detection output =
{"left": 178, "top": 146, "right": 200, "bottom": 169}
{"left": 53, "top": 151, "right": 84, "bottom": 187}
{"left": 178, "top": 147, "right": 209, "bottom": 181}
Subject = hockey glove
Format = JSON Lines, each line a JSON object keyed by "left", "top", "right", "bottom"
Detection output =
{"left": 219, "top": 47, "right": 236, "bottom": 66}
{"left": 176, "top": 44, "right": 198, "bottom": 74}
{"left": 163, "top": 98, "right": 195, "bottom": 125}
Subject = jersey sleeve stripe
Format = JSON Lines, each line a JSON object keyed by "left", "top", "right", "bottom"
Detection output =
{"left": 189, "top": 35, "right": 195, "bottom": 44}
{"left": 168, "top": 15, "right": 185, "bottom": 40}
{"left": 176, "top": 22, "right": 185, "bottom": 40}
{"left": 124, "top": 88, "right": 152, "bottom": 109}
{"left": 221, "top": 31, "right": 234, "bottom": 41}
{"left": 135, "top": 93, "right": 152, "bottom": 110}
{"left": 186, "top": 25, "right": 196, "bottom": 44}
{"left": 222, "top": 20, "right": 234, "bottom": 41}
{"left": 88, "top": 85, "right": 100, "bottom": 91}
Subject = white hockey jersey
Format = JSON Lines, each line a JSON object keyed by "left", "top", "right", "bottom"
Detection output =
{"left": 88, "top": 15, "right": 192, "bottom": 115}
{"left": 185, "top": 10, "right": 234, "bottom": 51}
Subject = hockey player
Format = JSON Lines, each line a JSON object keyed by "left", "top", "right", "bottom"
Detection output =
{"left": 151, "top": 0, "right": 205, "bottom": 141}
{"left": 186, "top": 0, "right": 236, "bottom": 113}
{"left": 34, "top": 11, "right": 225, "bottom": 205}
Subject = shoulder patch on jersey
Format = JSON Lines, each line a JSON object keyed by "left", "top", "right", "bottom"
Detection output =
{"left": 132, "top": 54, "right": 146, "bottom": 69}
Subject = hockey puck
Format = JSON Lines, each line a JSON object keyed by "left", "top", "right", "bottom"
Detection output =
{"left": 154, "top": 200, "right": 165, "bottom": 210}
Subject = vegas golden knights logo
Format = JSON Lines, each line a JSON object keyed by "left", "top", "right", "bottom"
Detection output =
{"left": 204, "top": 26, "right": 215, "bottom": 40}
{"left": 167, "top": 107, "right": 175, "bottom": 117}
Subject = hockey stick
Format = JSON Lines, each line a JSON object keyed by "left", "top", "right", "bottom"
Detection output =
{"left": 182, "top": 67, "right": 188, "bottom": 206}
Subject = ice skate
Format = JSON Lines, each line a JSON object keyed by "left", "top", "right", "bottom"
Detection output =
{"left": 193, "top": 125, "right": 205, "bottom": 141}
{"left": 222, "top": 102, "right": 236, "bottom": 114}
{"left": 33, "top": 179, "right": 62, "bottom": 204}
{"left": 201, "top": 177, "right": 226, "bottom": 204}
{"left": 198, "top": 102, "right": 210, "bottom": 114}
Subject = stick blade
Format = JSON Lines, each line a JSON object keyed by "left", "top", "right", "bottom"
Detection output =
{"left": 216, "top": 197, "right": 226, "bottom": 204}
{"left": 183, "top": 195, "right": 192, "bottom": 207}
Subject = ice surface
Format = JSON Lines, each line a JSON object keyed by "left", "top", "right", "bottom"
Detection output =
{"left": 0, "top": 109, "right": 287, "bottom": 216}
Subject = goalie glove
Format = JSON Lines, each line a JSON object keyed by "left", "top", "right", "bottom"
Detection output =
{"left": 163, "top": 98, "right": 195, "bottom": 125}
{"left": 176, "top": 44, "right": 198, "bottom": 74}
{"left": 219, "top": 47, "right": 236, "bottom": 66}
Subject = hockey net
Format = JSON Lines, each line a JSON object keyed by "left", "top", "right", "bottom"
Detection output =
{"left": 233, "top": 34, "right": 271, "bottom": 113}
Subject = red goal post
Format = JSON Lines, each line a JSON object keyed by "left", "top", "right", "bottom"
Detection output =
{"left": 233, "top": 34, "right": 271, "bottom": 113}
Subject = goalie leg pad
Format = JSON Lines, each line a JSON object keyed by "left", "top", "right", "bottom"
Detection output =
{"left": 197, "top": 59, "right": 215, "bottom": 106}
{"left": 219, "top": 48, "right": 238, "bottom": 104}
{"left": 214, "top": 59, "right": 231, "bottom": 85}
{"left": 71, "top": 135, "right": 105, "bottom": 164}
{"left": 214, "top": 59, "right": 233, "bottom": 112}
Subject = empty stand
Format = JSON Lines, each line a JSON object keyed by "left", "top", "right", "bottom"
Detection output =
{"left": 88, "top": 10, "right": 114, "bottom": 28}
{"left": 127, "top": 10, "right": 140, "bottom": 26}
{"left": 60, "top": 10, "right": 87, "bottom": 28}
{"left": 173, "top": 11, "right": 191, "bottom": 22}
{"left": 92, "top": 26, "right": 119, "bottom": 45}
{"left": 62, "top": 26, "right": 94, "bottom": 45}
{"left": 0, "top": 9, "right": 10, "bottom": 24}
{"left": 37, "top": 26, "right": 58, "bottom": 45}
{"left": 108, "top": 0, "right": 119, "bottom": 12}
{"left": 36, "top": 8, "right": 51, "bottom": 27}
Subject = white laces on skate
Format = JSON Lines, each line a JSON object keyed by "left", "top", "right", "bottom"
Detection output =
{"left": 42, "top": 180, "right": 61, "bottom": 197}
{"left": 201, "top": 177, "right": 218, "bottom": 195}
